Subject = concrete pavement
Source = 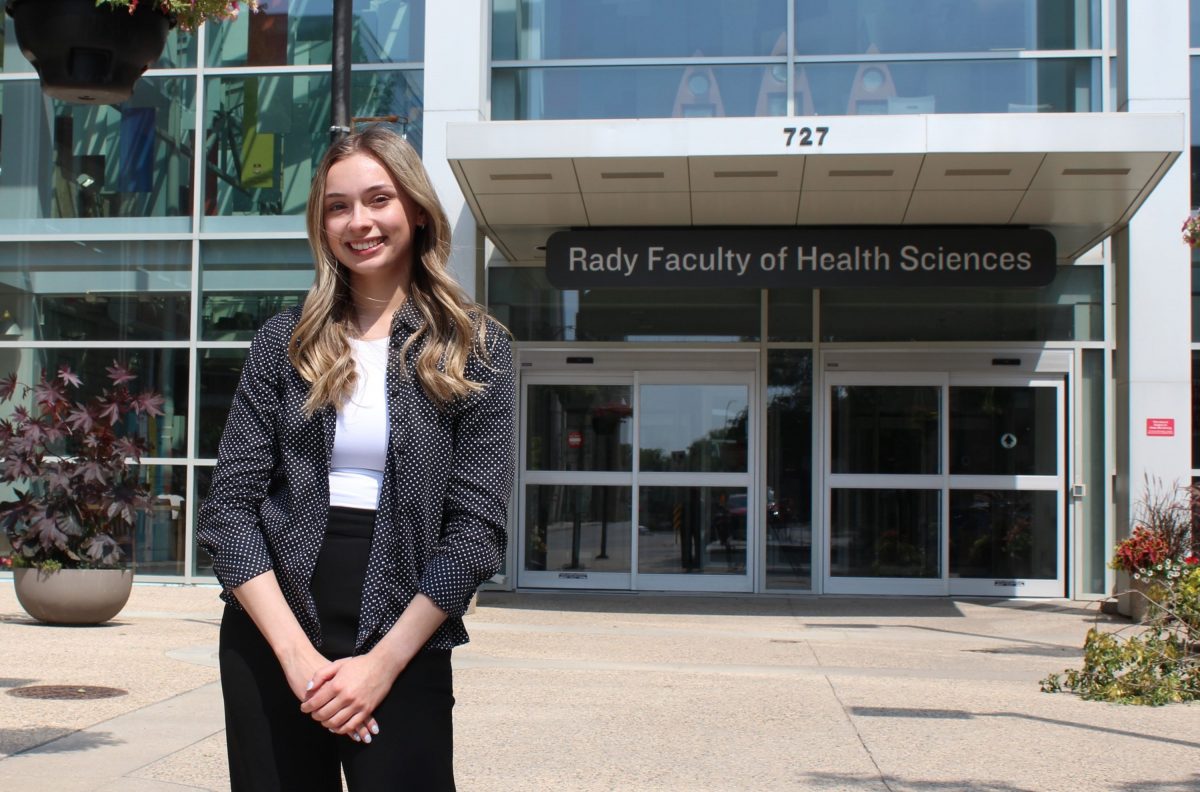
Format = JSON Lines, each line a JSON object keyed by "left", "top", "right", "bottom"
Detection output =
{"left": 1, "top": 581, "right": 1198, "bottom": 791}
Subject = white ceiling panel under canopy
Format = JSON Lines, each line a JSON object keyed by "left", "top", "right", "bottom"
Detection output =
{"left": 446, "top": 113, "right": 1183, "bottom": 265}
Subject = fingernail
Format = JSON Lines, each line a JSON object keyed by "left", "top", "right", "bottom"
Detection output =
{"left": 328, "top": 728, "right": 336, "bottom": 733}
{"left": 306, "top": 680, "right": 314, "bottom": 691}
{"left": 351, "top": 733, "right": 361, "bottom": 742}
{"left": 369, "top": 723, "right": 379, "bottom": 735}
{"left": 362, "top": 733, "right": 372, "bottom": 744}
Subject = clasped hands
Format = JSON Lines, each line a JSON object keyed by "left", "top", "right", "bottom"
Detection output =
{"left": 295, "top": 652, "right": 397, "bottom": 745}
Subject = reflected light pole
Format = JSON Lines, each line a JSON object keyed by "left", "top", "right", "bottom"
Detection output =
{"left": 331, "top": 0, "right": 352, "bottom": 143}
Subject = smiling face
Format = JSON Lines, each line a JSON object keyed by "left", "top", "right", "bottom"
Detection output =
{"left": 322, "top": 151, "right": 427, "bottom": 295}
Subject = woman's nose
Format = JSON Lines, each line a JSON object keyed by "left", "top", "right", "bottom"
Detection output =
{"left": 348, "top": 202, "right": 371, "bottom": 229}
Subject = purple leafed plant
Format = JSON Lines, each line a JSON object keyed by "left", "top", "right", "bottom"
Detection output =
{"left": 0, "top": 362, "right": 164, "bottom": 570}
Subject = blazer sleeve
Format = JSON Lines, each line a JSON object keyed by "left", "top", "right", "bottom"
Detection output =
{"left": 196, "top": 317, "right": 287, "bottom": 591}
{"left": 418, "top": 321, "right": 516, "bottom": 617}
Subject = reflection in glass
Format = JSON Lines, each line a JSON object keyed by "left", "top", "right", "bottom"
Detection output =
{"left": 950, "top": 387, "right": 1057, "bottom": 476}
{"left": 132, "top": 465, "right": 188, "bottom": 576}
{"left": 1080, "top": 350, "right": 1105, "bottom": 594}
{"left": 949, "top": 490, "right": 1057, "bottom": 580}
{"left": 526, "top": 385, "right": 633, "bottom": 471}
{"left": 0, "top": 78, "right": 195, "bottom": 232}
{"left": 640, "top": 384, "right": 748, "bottom": 473}
{"left": 194, "top": 467, "right": 214, "bottom": 576}
{"left": 799, "top": 58, "right": 1097, "bottom": 116}
{"left": 494, "top": 0, "right": 785, "bottom": 59}
{"left": 201, "top": 240, "right": 311, "bottom": 340}
{"left": 766, "top": 351, "right": 812, "bottom": 589}
{"left": 831, "top": 386, "right": 939, "bottom": 475}
{"left": 638, "top": 487, "right": 747, "bottom": 575}
{"left": 795, "top": 0, "right": 1098, "bottom": 54}
{"left": 203, "top": 70, "right": 423, "bottom": 222}
{"left": 525, "top": 485, "right": 631, "bottom": 573}
{"left": 198, "top": 349, "right": 248, "bottom": 458}
{"left": 206, "top": 0, "right": 425, "bottom": 66}
{"left": 488, "top": 267, "right": 759, "bottom": 342}
{"left": 0, "top": 347, "right": 189, "bottom": 458}
{"left": 0, "top": 241, "right": 190, "bottom": 342}
{"left": 493, "top": 65, "right": 787, "bottom": 120}
{"left": 831, "top": 489, "right": 940, "bottom": 578}
{"left": 820, "top": 267, "right": 1102, "bottom": 342}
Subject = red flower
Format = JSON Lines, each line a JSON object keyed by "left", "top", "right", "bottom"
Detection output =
{"left": 1185, "top": 554, "right": 1199, "bottom": 566}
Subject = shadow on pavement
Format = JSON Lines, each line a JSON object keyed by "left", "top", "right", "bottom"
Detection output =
{"left": 1, "top": 728, "right": 122, "bottom": 755}
{"left": 477, "top": 590, "right": 970, "bottom": 618}
{"left": 802, "top": 772, "right": 1037, "bottom": 791}
{"left": 847, "top": 706, "right": 1200, "bottom": 751}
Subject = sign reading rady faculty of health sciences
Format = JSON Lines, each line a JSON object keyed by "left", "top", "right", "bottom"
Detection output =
{"left": 545, "top": 228, "right": 1057, "bottom": 289}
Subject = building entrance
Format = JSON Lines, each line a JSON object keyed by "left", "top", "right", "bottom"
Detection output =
{"left": 518, "top": 363, "right": 755, "bottom": 592}
{"left": 822, "top": 365, "right": 1066, "bottom": 598}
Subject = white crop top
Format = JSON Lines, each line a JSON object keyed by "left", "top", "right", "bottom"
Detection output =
{"left": 328, "top": 336, "right": 390, "bottom": 510}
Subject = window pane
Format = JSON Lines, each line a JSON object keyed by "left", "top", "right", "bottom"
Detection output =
{"left": 1080, "top": 349, "right": 1106, "bottom": 594}
{"left": 493, "top": 0, "right": 785, "bottom": 60}
{"left": 132, "top": 465, "right": 189, "bottom": 576}
{"left": 1192, "top": 59, "right": 1200, "bottom": 207}
{"left": 831, "top": 489, "right": 941, "bottom": 578}
{"left": 0, "top": 240, "right": 190, "bottom": 342}
{"left": 202, "top": 70, "right": 423, "bottom": 227}
{"left": 206, "top": 0, "right": 424, "bottom": 66}
{"left": 949, "top": 490, "right": 1058, "bottom": 580}
{"left": 799, "top": 58, "right": 1099, "bottom": 117}
{"left": 795, "top": 0, "right": 1099, "bottom": 54}
{"left": 0, "top": 78, "right": 195, "bottom": 233}
{"left": 766, "top": 350, "right": 812, "bottom": 590}
{"left": 201, "top": 240, "right": 310, "bottom": 340}
{"left": 194, "top": 466, "right": 215, "bottom": 577}
{"left": 950, "top": 387, "right": 1058, "bottom": 476}
{"left": 768, "top": 290, "right": 813, "bottom": 341}
{"left": 524, "top": 485, "right": 631, "bottom": 573}
{"left": 820, "top": 266, "right": 1102, "bottom": 342}
{"left": 493, "top": 65, "right": 787, "bottom": 120}
{"left": 488, "top": 266, "right": 760, "bottom": 342}
{"left": 526, "top": 385, "right": 633, "bottom": 472}
{"left": 831, "top": 386, "right": 940, "bottom": 475}
{"left": 639, "top": 384, "right": 748, "bottom": 473}
{"left": 0, "top": 347, "right": 189, "bottom": 458}
{"left": 638, "top": 486, "right": 747, "bottom": 575}
{"left": 198, "top": 348, "right": 248, "bottom": 458}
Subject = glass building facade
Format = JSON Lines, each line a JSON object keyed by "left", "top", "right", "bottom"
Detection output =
{"left": 0, "top": 0, "right": 424, "bottom": 577}
{"left": 0, "top": 0, "right": 1190, "bottom": 604}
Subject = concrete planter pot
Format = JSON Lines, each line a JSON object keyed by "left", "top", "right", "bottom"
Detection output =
{"left": 1117, "top": 576, "right": 1161, "bottom": 624}
{"left": 13, "top": 567, "right": 133, "bottom": 624}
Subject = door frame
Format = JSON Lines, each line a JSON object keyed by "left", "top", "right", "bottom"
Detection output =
{"left": 515, "top": 353, "right": 758, "bottom": 593}
{"left": 817, "top": 350, "right": 1073, "bottom": 598}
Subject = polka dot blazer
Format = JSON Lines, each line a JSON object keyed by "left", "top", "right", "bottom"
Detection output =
{"left": 197, "top": 299, "right": 516, "bottom": 652}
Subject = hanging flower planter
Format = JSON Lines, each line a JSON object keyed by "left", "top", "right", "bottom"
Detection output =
{"left": 5, "top": 0, "right": 174, "bottom": 105}
{"left": 1183, "top": 212, "right": 1200, "bottom": 249}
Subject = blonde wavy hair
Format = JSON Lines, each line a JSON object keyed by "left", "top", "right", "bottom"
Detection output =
{"left": 291, "top": 125, "right": 491, "bottom": 415}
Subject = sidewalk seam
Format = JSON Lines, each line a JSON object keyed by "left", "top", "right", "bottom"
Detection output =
{"left": 824, "top": 674, "right": 896, "bottom": 792}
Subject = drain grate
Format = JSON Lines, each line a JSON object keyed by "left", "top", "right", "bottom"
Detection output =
{"left": 7, "top": 685, "right": 128, "bottom": 700}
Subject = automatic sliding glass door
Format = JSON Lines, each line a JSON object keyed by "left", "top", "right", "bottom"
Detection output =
{"left": 823, "top": 372, "right": 1065, "bottom": 597}
{"left": 518, "top": 370, "right": 755, "bottom": 592}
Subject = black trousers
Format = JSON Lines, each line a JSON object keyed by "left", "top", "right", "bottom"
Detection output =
{"left": 219, "top": 506, "right": 456, "bottom": 791}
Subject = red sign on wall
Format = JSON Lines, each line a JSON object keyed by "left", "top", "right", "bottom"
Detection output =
{"left": 567, "top": 430, "right": 583, "bottom": 449}
{"left": 1146, "top": 418, "right": 1175, "bottom": 437}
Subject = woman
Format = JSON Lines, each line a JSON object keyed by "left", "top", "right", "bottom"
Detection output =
{"left": 198, "top": 125, "right": 515, "bottom": 791}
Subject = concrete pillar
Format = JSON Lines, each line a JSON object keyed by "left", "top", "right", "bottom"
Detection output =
{"left": 423, "top": 0, "right": 488, "bottom": 300}
{"left": 1112, "top": 0, "right": 1192, "bottom": 543}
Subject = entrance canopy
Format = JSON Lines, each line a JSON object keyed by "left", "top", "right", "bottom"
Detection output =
{"left": 446, "top": 113, "right": 1183, "bottom": 265}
